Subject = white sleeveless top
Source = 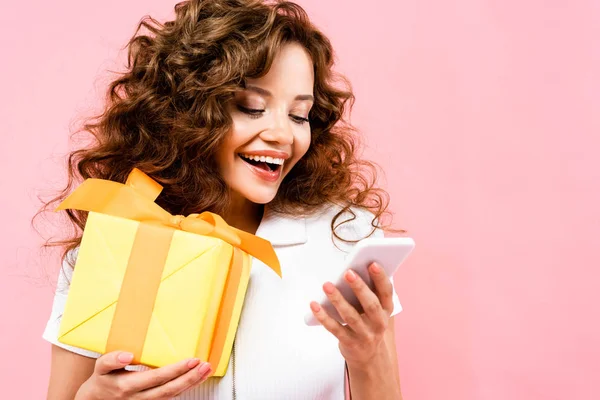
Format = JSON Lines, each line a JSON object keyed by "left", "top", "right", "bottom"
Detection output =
{"left": 43, "top": 205, "right": 402, "bottom": 399}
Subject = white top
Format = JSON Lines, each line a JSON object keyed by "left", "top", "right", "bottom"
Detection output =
{"left": 43, "top": 205, "right": 402, "bottom": 399}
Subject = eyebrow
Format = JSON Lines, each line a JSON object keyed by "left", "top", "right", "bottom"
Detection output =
{"left": 244, "top": 84, "right": 314, "bottom": 102}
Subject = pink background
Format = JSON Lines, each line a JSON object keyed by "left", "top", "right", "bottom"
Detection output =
{"left": 1, "top": 0, "right": 598, "bottom": 398}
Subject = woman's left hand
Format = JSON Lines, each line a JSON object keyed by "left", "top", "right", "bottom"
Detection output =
{"left": 309, "top": 262, "right": 394, "bottom": 368}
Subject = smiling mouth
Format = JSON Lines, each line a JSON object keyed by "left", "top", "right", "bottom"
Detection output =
{"left": 238, "top": 153, "right": 284, "bottom": 172}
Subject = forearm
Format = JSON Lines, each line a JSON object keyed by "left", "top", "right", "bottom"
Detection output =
{"left": 347, "top": 345, "right": 402, "bottom": 400}
{"left": 47, "top": 346, "right": 95, "bottom": 400}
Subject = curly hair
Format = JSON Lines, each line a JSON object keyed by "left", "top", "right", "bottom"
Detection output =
{"left": 37, "top": 0, "right": 398, "bottom": 263}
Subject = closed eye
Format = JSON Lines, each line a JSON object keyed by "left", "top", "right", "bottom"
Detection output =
{"left": 238, "top": 105, "right": 310, "bottom": 125}
{"left": 290, "top": 115, "right": 309, "bottom": 125}
{"left": 237, "top": 105, "right": 264, "bottom": 118}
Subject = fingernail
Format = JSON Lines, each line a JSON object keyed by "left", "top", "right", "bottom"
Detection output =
{"left": 197, "top": 363, "right": 211, "bottom": 377}
{"left": 345, "top": 269, "right": 357, "bottom": 282}
{"left": 369, "top": 263, "right": 381, "bottom": 274}
{"left": 187, "top": 358, "right": 200, "bottom": 369}
{"left": 323, "top": 282, "right": 335, "bottom": 294}
{"left": 310, "top": 301, "right": 321, "bottom": 313}
{"left": 118, "top": 352, "right": 134, "bottom": 363}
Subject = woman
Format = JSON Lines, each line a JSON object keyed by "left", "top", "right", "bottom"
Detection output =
{"left": 42, "top": 0, "right": 404, "bottom": 398}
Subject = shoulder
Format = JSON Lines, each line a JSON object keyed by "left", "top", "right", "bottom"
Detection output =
{"left": 303, "top": 203, "right": 383, "bottom": 249}
{"left": 55, "top": 247, "right": 80, "bottom": 294}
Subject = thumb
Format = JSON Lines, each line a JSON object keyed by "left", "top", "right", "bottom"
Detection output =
{"left": 94, "top": 351, "right": 134, "bottom": 375}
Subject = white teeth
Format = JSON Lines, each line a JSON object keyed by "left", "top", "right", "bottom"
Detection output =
{"left": 239, "top": 153, "right": 285, "bottom": 165}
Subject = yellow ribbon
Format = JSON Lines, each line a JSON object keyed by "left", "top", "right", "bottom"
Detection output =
{"left": 56, "top": 168, "right": 281, "bottom": 277}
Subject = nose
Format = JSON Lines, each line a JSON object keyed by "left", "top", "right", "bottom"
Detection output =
{"left": 259, "top": 110, "right": 294, "bottom": 145}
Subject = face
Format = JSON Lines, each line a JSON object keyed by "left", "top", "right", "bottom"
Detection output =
{"left": 216, "top": 42, "right": 314, "bottom": 205}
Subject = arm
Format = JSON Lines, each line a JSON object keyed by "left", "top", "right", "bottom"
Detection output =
{"left": 47, "top": 345, "right": 96, "bottom": 400}
{"left": 346, "top": 318, "right": 402, "bottom": 400}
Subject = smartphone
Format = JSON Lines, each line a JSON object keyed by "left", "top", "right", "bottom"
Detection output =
{"left": 304, "top": 237, "right": 415, "bottom": 326}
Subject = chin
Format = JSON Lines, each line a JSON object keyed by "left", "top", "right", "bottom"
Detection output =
{"left": 244, "top": 191, "right": 278, "bottom": 205}
{"left": 234, "top": 186, "right": 279, "bottom": 205}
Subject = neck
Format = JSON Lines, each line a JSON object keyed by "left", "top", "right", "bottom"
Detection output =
{"left": 224, "top": 192, "right": 264, "bottom": 235}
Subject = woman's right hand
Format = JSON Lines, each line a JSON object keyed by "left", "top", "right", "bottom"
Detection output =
{"left": 74, "top": 351, "right": 212, "bottom": 400}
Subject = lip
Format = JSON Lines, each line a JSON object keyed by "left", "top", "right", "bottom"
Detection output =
{"left": 239, "top": 155, "right": 283, "bottom": 183}
{"left": 238, "top": 149, "right": 291, "bottom": 160}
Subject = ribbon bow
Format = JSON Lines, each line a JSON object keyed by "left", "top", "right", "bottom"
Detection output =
{"left": 56, "top": 168, "right": 281, "bottom": 276}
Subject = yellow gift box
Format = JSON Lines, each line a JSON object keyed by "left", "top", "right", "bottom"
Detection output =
{"left": 55, "top": 168, "right": 281, "bottom": 376}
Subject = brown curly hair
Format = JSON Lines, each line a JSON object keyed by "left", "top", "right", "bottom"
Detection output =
{"left": 37, "top": 0, "right": 398, "bottom": 263}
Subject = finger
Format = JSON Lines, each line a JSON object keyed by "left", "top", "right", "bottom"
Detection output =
{"left": 322, "top": 281, "right": 368, "bottom": 336}
{"left": 124, "top": 358, "right": 203, "bottom": 392}
{"left": 345, "top": 268, "right": 388, "bottom": 331}
{"left": 309, "top": 300, "right": 352, "bottom": 342}
{"left": 368, "top": 263, "right": 395, "bottom": 315}
{"left": 95, "top": 351, "right": 135, "bottom": 375}
{"left": 137, "top": 362, "right": 212, "bottom": 399}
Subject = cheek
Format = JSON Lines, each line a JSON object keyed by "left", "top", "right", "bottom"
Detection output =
{"left": 214, "top": 145, "right": 237, "bottom": 179}
{"left": 216, "top": 128, "right": 241, "bottom": 167}
{"left": 295, "top": 129, "right": 312, "bottom": 158}
{"left": 285, "top": 130, "right": 311, "bottom": 173}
